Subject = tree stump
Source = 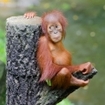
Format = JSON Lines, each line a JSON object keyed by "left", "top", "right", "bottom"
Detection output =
{"left": 6, "top": 16, "right": 97, "bottom": 105}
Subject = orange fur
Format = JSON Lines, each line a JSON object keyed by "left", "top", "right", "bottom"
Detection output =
{"left": 37, "top": 36, "right": 62, "bottom": 81}
{"left": 24, "top": 10, "right": 93, "bottom": 89}
{"left": 37, "top": 10, "right": 92, "bottom": 89}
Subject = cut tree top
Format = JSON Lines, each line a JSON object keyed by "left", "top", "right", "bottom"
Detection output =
{"left": 6, "top": 16, "right": 42, "bottom": 25}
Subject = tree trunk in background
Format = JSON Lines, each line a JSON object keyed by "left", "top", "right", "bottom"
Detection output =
{"left": 6, "top": 16, "right": 97, "bottom": 105}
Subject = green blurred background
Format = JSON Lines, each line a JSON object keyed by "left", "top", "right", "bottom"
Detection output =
{"left": 0, "top": 0, "right": 105, "bottom": 105}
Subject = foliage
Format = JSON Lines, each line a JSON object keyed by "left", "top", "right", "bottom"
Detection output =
{"left": 0, "top": 28, "right": 6, "bottom": 82}
{"left": 0, "top": 18, "right": 6, "bottom": 105}
{"left": 0, "top": 62, "right": 6, "bottom": 105}
{"left": 57, "top": 98, "right": 74, "bottom": 105}
{"left": 0, "top": 28, "right": 6, "bottom": 63}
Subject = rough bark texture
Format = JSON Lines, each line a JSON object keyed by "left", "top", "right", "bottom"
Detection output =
{"left": 6, "top": 16, "right": 97, "bottom": 105}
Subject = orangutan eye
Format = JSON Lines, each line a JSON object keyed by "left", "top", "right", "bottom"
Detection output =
{"left": 55, "top": 25, "right": 58, "bottom": 28}
{"left": 49, "top": 25, "right": 55, "bottom": 30}
{"left": 49, "top": 26, "right": 51, "bottom": 29}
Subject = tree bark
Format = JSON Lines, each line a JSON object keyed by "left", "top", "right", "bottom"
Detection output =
{"left": 6, "top": 16, "right": 97, "bottom": 105}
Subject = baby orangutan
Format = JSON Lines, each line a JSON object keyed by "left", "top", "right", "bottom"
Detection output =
{"left": 24, "top": 10, "right": 93, "bottom": 89}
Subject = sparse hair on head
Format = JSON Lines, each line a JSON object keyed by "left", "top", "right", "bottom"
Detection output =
{"left": 41, "top": 10, "right": 67, "bottom": 35}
